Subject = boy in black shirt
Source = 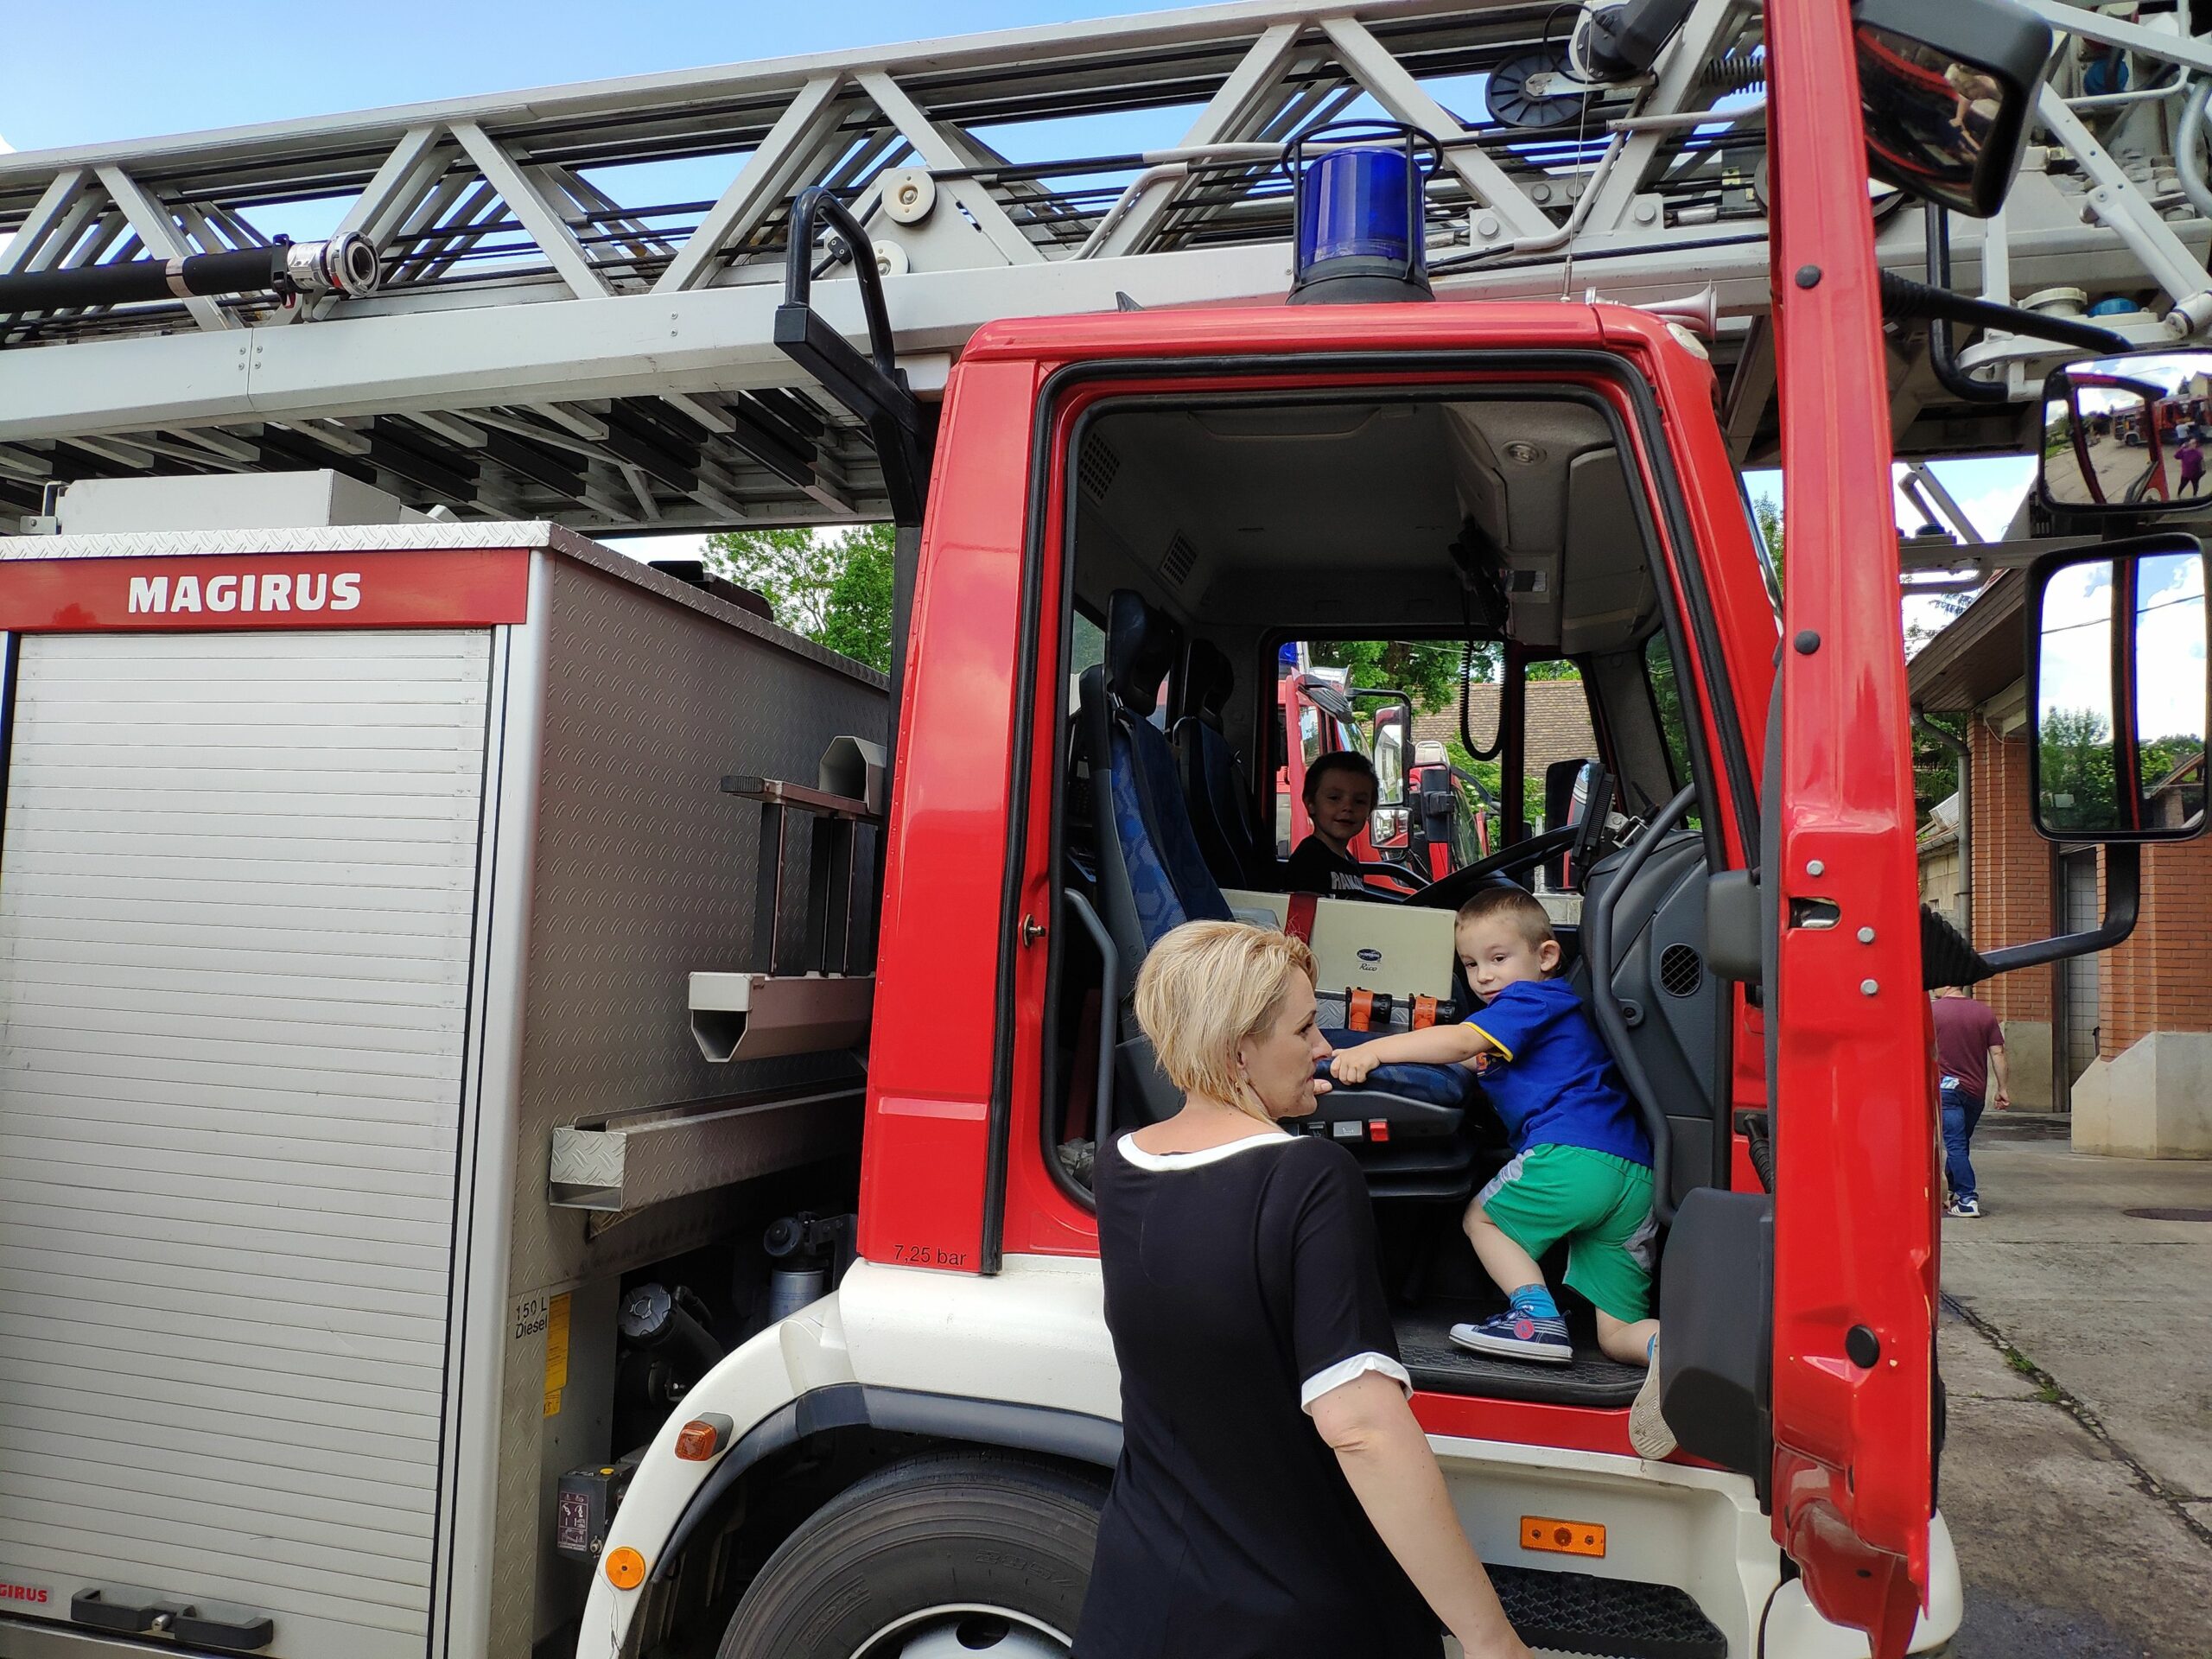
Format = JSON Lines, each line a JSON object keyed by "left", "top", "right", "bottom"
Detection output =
{"left": 1286, "top": 750, "right": 1378, "bottom": 894}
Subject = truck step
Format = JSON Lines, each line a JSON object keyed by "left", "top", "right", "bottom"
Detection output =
{"left": 1397, "top": 1301, "right": 1644, "bottom": 1408}
{"left": 1489, "top": 1564, "right": 1727, "bottom": 1659}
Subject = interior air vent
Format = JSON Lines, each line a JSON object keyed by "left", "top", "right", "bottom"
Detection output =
{"left": 1079, "top": 431, "right": 1121, "bottom": 499}
{"left": 1659, "top": 944, "right": 1704, "bottom": 998}
{"left": 1160, "top": 532, "right": 1198, "bottom": 588}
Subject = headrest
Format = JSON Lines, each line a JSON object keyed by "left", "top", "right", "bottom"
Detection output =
{"left": 1185, "top": 641, "right": 1234, "bottom": 722}
{"left": 1106, "top": 588, "right": 1175, "bottom": 715}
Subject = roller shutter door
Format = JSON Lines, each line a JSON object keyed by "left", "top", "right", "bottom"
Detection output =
{"left": 0, "top": 628, "right": 493, "bottom": 1659}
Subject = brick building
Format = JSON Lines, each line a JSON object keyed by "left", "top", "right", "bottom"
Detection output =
{"left": 1413, "top": 677, "right": 1599, "bottom": 782}
{"left": 1911, "top": 570, "right": 2212, "bottom": 1156}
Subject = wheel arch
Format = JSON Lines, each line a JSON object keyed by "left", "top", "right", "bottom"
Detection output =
{"left": 654, "top": 1382, "right": 1122, "bottom": 1583}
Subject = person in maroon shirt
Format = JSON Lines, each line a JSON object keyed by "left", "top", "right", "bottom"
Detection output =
{"left": 1931, "top": 985, "right": 2010, "bottom": 1217}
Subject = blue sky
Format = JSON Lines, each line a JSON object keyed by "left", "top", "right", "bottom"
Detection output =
{"left": 2, "top": 2, "right": 2039, "bottom": 587}
{"left": 0, "top": 3, "right": 1174, "bottom": 156}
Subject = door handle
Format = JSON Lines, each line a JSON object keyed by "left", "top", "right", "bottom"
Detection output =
{"left": 73, "top": 1590, "right": 274, "bottom": 1652}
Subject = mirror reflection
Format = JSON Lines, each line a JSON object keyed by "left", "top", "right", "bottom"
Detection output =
{"left": 2041, "top": 353, "right": 2212, "bottom": 511}
{"left": 2033, "top": 549, "right": 2209, "bottom": 838}
{"left": 1370, "top": 707, "right": 1408, "bottom": 838}
{"left": 2134, "top": 550, "right": 2208, "bottom": 831}
{"left": 2035, "top": 559, "right": 2122, "bottom": 833}
{"left": 1857, "top": 25, "right": 2005, "bottom": 211}
{"left": 1565, "top": 760, "right": 1605, "bottom": 830}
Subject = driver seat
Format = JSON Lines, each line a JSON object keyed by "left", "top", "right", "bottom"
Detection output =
{"left": 1079, "top": 591, "right": 1480, "bottom": 1198}
{"left": 1173, "top": 641, "right": 1274, "bottom": 889}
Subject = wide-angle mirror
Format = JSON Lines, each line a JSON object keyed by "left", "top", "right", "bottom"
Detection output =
{"left": 2041, "top": 353, "right": 2212, "bottom": 512}
{"left": 1853, "top": 0, "right": 2052, "bottom": 218}
{"left": 2028, "top": 537, "right": 2209, "bottom": 842}
{"left": 1367, "top": 696, "right": 1412, "bottom": 830}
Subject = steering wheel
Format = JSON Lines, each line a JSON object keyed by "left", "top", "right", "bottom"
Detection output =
{"left": 1410, "top": 823, "right": 1579, "bottom": 910}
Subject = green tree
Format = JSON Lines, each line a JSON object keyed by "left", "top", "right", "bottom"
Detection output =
{"left": 2038, "top": 705, "right": 2119, "bottom": 832}
{"left": 1752, "top": 491, "right": 1784, "bottom": 593}
{"left": 1911, "top": 709, "right": 1967, "bottom": 828}
{"left": 1307, "top": 638, "right": 1465, "bottom": 712}
{"left": 1306, "top": 639, "right": 1581, "bottom": 715}
{"left": 1448, "top": 741, "right": 1547, "bottom": 827}
{"left": 706, "top": 523, "right": 897, "bottom": 672}
{"left": 816, "top": 526, "right": 894, "bottom": 669}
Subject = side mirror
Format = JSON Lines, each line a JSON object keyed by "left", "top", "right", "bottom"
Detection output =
{"left": 1543, "top": 756, "right": 1605, "bottom": 889}
{"left": 1853, "top": 0, "right": 2051, "bottom": 219}
{"left": 2028, "top": 537, "right": 2209, "bottom": 842}
{"left": 2040, "top": 352, "right": 2212, "bottom": 512}
{"left": 1369, "top": 699, "right": 1411, "bottom": 810}
{"left": 1543, "top": 757, "right": 1596, "bottom": 836}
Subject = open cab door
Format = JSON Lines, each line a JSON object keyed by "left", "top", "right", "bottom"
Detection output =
{"left": 1759, "top": 0, "right": 2047, "bottom": 1650}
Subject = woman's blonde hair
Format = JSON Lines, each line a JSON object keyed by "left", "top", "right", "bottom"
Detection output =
{"left": 1134, "top": 920, "right": 1317, "bottom": 1116}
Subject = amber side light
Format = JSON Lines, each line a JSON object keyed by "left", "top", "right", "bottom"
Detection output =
{"left": 1521, "top": 1515, "right": 1606, "bottom": 1558}
{"left": 603, "top": 1547, "right": 647, "bottom": 1589}
{"left": 674, "top": 1414, "right": 731, "bottom": 1461}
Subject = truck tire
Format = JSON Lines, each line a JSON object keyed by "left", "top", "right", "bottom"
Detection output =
{"left": 715, "top": 1447, "right": 1105, "bottom": 1659}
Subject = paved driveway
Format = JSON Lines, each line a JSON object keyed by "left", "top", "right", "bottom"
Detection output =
{"left": 1939, "top": 1116, "right": 2212, "bottom": 1658}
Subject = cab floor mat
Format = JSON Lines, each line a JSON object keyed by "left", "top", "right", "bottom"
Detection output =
{"left": 1396, "top": 1298, "right": 1645, "bottom": 1407}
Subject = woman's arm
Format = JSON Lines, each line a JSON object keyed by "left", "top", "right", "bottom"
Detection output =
{"left": 1310, "top": 1372, "right": 1529, "bottom": 1658}
{"left": 1329, "top": 1021, "right": 1492, "bottom": 1084}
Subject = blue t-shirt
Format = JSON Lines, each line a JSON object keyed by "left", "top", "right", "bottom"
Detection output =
{"left": 1463, "top": 978, "right": 1652, "bottom": 1165}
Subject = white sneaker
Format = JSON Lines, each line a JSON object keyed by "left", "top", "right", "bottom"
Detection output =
{"left": 1945, "top": 1195, "right": 1981, "bottom": 1219}
{"left": 1629, "top": 1338, "right": 1676, "bottom": 1460}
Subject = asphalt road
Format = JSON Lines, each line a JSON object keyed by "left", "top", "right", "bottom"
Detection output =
{"left": 1939, "top": 1116, "right": 2212, "bottom": 1659}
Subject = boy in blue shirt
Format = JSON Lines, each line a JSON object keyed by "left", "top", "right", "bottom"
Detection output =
{"left": 1329, "top": 887, "right": 1669, "bottom": 1450}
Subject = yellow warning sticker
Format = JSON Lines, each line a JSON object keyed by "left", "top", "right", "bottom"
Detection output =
{"left": 543, "top": 1293, "right": 571, "bottom": 1417}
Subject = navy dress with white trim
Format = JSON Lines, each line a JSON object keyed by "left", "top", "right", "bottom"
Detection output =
{"left": 1074, "top": 1131, "right": 1441, "bottom": 1658}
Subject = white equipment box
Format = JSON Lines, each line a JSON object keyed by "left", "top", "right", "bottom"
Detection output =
{"left": 1223, "top": 887, "right": 1459, "bottom": 1003}
{"left": 0, "top": 519, "right": 885, "bottom": 1659}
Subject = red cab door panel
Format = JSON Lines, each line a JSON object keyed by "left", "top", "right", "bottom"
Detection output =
{"left": 1766, "top": 1, "right": 1935, "bottom": 1652}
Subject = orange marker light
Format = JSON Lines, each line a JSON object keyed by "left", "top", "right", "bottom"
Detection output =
{"left": 1521, "top": 1516, "right": 1606, "bottom": 1558}
{"left": 603, "top": 1547, "right": 647, "bottom": 1589}
{"left": 673, "top": 1416, "right": 728, "bottom": 1460}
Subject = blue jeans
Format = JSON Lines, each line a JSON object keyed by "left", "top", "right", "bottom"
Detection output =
{"left": 1941, "top": 1084, "right": 1985, "bottom": 1202}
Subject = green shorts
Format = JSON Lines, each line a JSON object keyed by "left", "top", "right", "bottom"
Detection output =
{"left": 1475, "top": 1144, "right": 1658, "bottom": 1323}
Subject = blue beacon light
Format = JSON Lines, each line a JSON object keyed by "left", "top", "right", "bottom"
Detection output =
{"left": 1286, "top": 122, "right": 1440, "bottom": 305}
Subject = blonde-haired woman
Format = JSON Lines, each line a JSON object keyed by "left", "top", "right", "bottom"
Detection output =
{"left": 1072, "top": 920, "right": 1529, "bottom": 1659}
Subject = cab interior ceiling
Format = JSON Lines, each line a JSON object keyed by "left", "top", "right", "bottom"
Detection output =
{"left": 1073, "top": 396, "right": 1663, "bottom": 658}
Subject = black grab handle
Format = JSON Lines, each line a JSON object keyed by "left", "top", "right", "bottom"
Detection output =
{"left": 1581, "top": 783, "right": 1697, "bottom": 1224}
{"left": 773, "top": 186, "right": 930, "bottom": 526}
{"left": 73, "top": 1590, "right": 273, "bottom": 1653}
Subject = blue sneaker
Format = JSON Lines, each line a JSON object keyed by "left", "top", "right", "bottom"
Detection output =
{"left": 1449, "top": 1308, "right": 1573, "bottom": 1364}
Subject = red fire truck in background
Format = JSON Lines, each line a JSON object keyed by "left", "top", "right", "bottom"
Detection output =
{"left": 1274, "top": 650, "right": 1497, "bottom": 888}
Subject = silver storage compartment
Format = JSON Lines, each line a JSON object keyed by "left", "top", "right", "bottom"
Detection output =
{"left": 0, "top": 526, "right": 887, "bottom": 1659}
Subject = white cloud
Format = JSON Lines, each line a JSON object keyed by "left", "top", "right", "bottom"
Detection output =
{"left": 2134, "top": 551, "right": 2207, "bottom": 743}
{"left": 2036, "top": 552, "right": 2209, "bottom": 749}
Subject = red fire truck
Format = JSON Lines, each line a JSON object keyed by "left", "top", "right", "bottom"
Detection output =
{"left": 569, "top": 5, "right": 2202, "bottom": 1658}
{"left": 0, "top": 4, "right": 2203, "bottom": 1659}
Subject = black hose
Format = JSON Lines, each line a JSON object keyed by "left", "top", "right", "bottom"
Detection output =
{"left": 1895, "top": 203, "right": 2132, "bottom": 392}
{"left": 0, "top": 235, "right": 378, "bottom": 314}
{"left": 1745, "top": 1116, "right": 1776, "bottom": 1192}
{"left": 1920, "top": 202, "right": 2010, "bottom": 405}
{"left": 1459, "top": 639, "right": 1505, "bottom": 762}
